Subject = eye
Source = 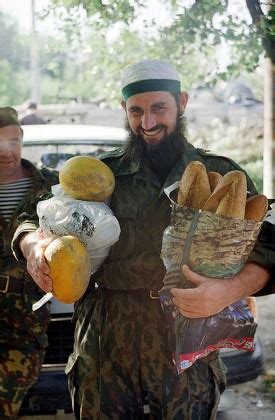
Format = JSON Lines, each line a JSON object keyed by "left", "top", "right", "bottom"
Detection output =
{"left": 153, "top": 105, "right": 166, "bottom": 113}
{"left": 10, "top": 138, "right": 21, "bottom": 146}
{"left": 129, "top": 108, "right": 143, "bottom": 117}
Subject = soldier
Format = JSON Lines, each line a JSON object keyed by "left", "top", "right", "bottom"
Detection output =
{"left": 13, "top": 60, "right": 275, "bottom": 419}
{"left": 0, "top": 107, "right": 58, "bottom": 418}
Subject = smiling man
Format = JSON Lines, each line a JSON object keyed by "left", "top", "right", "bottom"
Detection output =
{"left": 0, "top": 107, "right": 58, "bottom": 418}
{"left": 14, "top": 60, "right": 275, "bottom": 419}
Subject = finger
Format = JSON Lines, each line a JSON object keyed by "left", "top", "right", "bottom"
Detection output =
{"left": 172, "top": 296, "right": 200, "bottom": 309}
{"left": 171, "top": 287, "right": 199, "bottom": 300}
{"left": 27, "top": 259, "right": 52, "bottom": 293}
{"left": 33, "top": 244, "right": 50, "bottom": 274}
{"left": 177, "top": 308, "right": 206, "bottom": 319}
{"left": 36, "top": 272, "right": 52, "bottom": 293}
{"left": 182, "top": 265, "right": 204, "bottom": 286}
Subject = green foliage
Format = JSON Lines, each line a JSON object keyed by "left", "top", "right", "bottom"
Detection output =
{"left": 0, "top": 12, "right": 29, "bottom": 71}
{"left": 0, "top": 59, "right": 29, "bottom": 106}
{"left": 42, "top": 0, "right": 138, "bottom": 28}
{"left": 258, "top": 8, "right": 275, "bottom": 62}
{"left": 156, "top": 0, "right": 263, "bottom": 86}
{"left": 189, "top": 118, "right": 263, "bottom": 192}
{"left": 263, "top": 371, "right": 275, "bottom": 401}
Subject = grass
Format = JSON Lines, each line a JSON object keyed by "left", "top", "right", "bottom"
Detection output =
{"left": 262, "top": 370, "right": 275, "bottom": 401}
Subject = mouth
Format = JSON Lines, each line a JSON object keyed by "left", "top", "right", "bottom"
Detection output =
{"left": 139, "top": 126, "right": 166, "bottom": 142}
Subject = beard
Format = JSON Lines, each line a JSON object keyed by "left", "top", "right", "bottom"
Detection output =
{"left": 123, "top": 111, "right": 188, "bottom": 180}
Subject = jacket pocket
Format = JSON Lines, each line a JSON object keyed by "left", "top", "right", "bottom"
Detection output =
{"left": 108, "top": 202, "right": 138, "bottom": 259}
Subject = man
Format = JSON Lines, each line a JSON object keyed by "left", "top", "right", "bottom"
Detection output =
{"left": 20, "top": 102, "right": 46, "bottom": 125}
{"left": 14, "top": 60, "right": 274, "bottom": 419}
{"left": 0, "top": 107, "right": 58, "bottom": 417}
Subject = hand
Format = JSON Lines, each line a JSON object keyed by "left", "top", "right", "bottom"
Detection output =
{"left": 171, "top": 265, "right": 232, "bottom": 318}
{"left": 20, "top": 229, "right": 55, "bottom": 293}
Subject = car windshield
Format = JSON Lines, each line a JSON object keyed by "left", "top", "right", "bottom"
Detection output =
{"left": 22, "top": 124, "right": 126, "bottom": 169}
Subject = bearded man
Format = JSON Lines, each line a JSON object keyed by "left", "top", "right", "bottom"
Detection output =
{"left": 13, "top": 59, "right": 274, "bottom": 419}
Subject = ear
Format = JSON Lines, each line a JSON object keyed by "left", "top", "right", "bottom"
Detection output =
{"left": 179, "top": 92, "right": 188, "bottom": 114}
{"left": 121, "top": 100, "right": 126, "bottom": 111}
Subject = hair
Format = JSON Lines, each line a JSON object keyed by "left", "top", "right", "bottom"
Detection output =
{"left": 28, "top": 102, "right": 37, "bottom": 110}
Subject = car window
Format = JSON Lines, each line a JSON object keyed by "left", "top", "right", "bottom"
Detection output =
{"left": 22, "top": 124, "right": 126, "bottom": 169}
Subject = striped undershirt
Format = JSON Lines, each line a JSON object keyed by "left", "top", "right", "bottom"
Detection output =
{"left": 0, "top": 177, "right": 34, "bottom": 222}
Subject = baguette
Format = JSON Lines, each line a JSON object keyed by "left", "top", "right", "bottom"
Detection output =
{"left": 245, "top": 195, "right": 268, "bottom": 222}
{"left": 203, "top": 171, "right": 247, "bottom": 218}
{"left": 208, "top": 171, "right": 222, "bottom": 193}
{"left": 215, "top": 172, "right": 247, "bottom": 219}
{"left": 177, "top": 161, "right": 211, "bottom": 210}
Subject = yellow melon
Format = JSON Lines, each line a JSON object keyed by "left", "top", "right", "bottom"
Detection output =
{"left": 44, "top": 235, "right": 91, "bottom": 304}
{"left": 59, "top": 155, "right": 115, "bottom": 201}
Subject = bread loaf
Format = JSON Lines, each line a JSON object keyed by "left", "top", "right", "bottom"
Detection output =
{"left": 177, "top": 161, "right": 211, "bottom": 210}
{"left": 208, "top": 172, "right": 222, "bottom": 193}
{"left": 245, "top": 195, "right": 268, "bottom": 222}
{"left": 215, "top": 171, "right": 247, "bottom": 219}
{"left": 203, "top": 170, "right": 247, "bottom": 218}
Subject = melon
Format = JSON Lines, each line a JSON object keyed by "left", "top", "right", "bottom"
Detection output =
{"left": 45, "top": 235, "right": 91, "bottom": 304}
{"left": 59, "top": 155, "right": 115, "bottom": 201}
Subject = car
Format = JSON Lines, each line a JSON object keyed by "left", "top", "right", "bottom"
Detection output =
{"left": 19, "top": 124, "right": 265, "bottom": 417}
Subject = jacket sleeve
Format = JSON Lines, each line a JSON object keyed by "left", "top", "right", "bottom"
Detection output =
{"left": 12, "top": 192, "right": 51, "bottom": 261}
{"left": 248, "top": 216, "right": 275, "bottom": 296}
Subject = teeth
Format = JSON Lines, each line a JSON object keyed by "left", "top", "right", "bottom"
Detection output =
{"left": 142, "top": 128, "right": 162, "bottom": 136}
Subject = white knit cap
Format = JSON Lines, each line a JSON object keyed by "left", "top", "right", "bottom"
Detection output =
{"left": 121, "top": 59, "right": 181, "bottom": 100}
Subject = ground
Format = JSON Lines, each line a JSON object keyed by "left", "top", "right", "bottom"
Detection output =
{"left": 223, "top": 294, "right": 275, "bottom": 419}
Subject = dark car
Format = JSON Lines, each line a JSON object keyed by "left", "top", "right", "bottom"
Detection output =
{"left": 19, "top": 124, "right": 265, "bottom": 417}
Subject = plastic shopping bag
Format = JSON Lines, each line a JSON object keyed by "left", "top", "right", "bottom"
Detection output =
{"left": 37, "top": 184, "right": 121, "bottom": 274}
{"left": 159, "top": 182, "right": 263, "bottom": 374}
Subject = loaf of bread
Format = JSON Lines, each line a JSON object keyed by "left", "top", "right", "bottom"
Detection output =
{"left": 177, "top": 161, "right": 211, "bottom": 210}
{"left": 208, "top": 172, "right": 222, "bottom": 193}
{"left": 203, "top": 171, "right": 247, "bottom": 219}
{"left": 245, "top": 195, "right": 268, "bottom": 222}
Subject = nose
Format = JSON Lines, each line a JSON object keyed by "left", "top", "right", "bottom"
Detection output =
{"left": 0, "top": 142, "right": 12, "bottom": 156}
{"left": 141, "top": 111, "right": 157, "bottom": 131}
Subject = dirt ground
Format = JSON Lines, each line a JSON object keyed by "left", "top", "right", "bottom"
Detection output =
{"left": 223, "top": 294, "right": 275, "bottom": 419}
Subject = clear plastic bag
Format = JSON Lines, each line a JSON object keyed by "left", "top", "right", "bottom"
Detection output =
{"left": 37, "top": 184, "right": 120, "bottom": 274}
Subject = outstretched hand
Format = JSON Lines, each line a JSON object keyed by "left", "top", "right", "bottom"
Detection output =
{"left": 171, "top": 265, "right": 232, "bottom": 318}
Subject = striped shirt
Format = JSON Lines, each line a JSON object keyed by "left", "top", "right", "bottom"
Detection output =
{"left": 0, "top": 177, "right": 34, "bottom": 222}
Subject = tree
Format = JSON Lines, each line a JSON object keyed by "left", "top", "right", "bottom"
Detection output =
{"left": 0, "top": 11, "right": 30, "bottom": 105}
{"left": 57, "top": 0, "right": 271, "bottom": 197}
{"left": 245, "top": 0, "right": 274, "bottom": 198}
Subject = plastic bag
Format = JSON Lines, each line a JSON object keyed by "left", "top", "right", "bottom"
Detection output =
{"left": 37, "top": 184, "right": 120, "bottom": 274}
{"left": 159, "top": 182, "right": 263, "bottom": 374}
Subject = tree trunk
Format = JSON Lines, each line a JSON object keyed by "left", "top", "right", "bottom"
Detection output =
{"left": 263, "top": 58, "right": 275, "bottom": 199}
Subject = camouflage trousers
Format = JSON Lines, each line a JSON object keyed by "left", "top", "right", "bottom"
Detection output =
{"left": 66, "top": 289, "right": 227, "bottom": 419}
{"left": 0, "top": 292, "right": 50, "bottom": 417}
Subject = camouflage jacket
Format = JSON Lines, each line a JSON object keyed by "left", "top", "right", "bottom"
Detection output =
{"left": 12, "top": 141, "right": 275, "bottom": 293}
{"left": 1, "top": 159, "right": 58, "bottom": 282}
{"left": 92, "top": 139, "right": 275, "bottom": 294}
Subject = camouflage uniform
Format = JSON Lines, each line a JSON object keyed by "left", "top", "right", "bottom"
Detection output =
{"left": 0, "top": 159, "right": 58, "bottom": 417}
{"left": 64, "top": 139, "right": 275, "bottom": 419}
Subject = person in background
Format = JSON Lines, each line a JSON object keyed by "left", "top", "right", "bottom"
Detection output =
{"left": 20, "top": 102, "right": 46, "bottom": 125}
{"left": 13, "top": 60, "right": 275, "bottom": 419}
{"left": 0, "top": 107, "right": 58, "bottom": 418}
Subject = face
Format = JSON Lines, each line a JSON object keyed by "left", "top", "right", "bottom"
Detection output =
{"left": 0, "top": 125, "right": 23, "bottom": 182}
{"left": 122, "top": 91, "right": 188, "bottom": 146}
